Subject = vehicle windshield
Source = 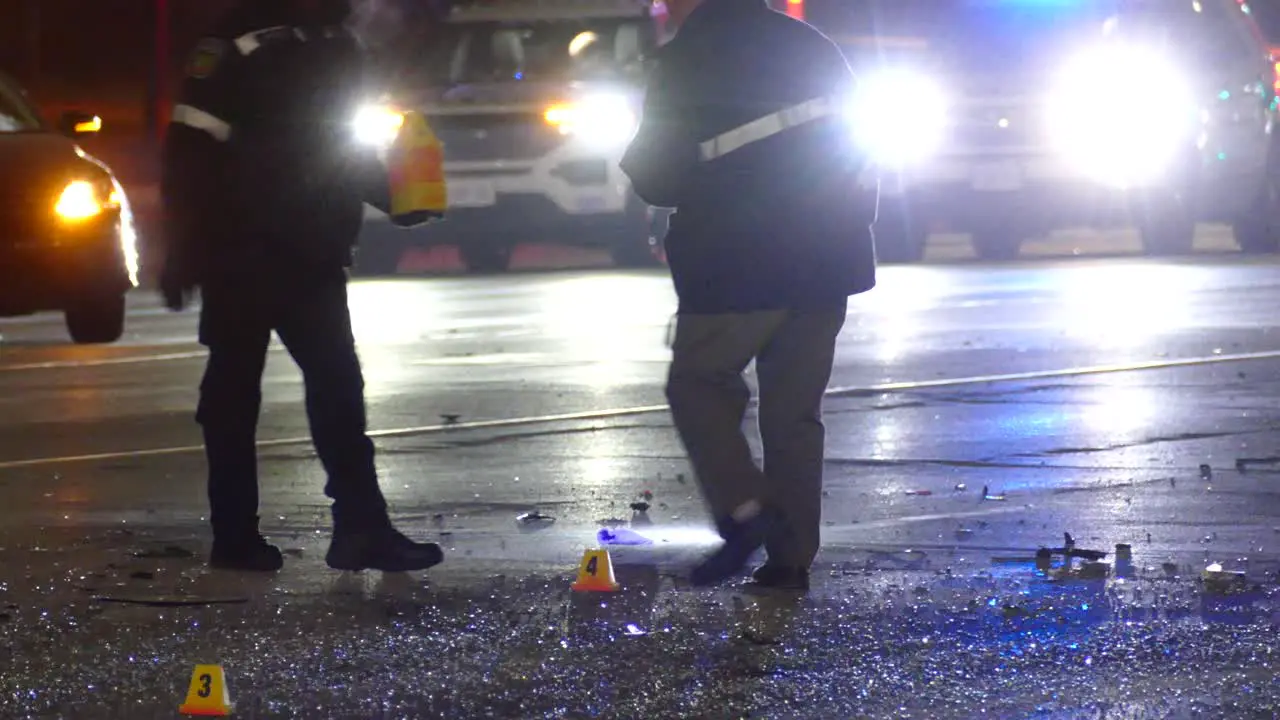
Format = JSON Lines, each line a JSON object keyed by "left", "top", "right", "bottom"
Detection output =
{"left": 810, "top": 0, "right": 1236, "bottom": 70}
{"left": 424, "top": 18, "right": 653, "bottom": 85}
{"left": 0, "top": 78, "right": 43, "bottom": 133}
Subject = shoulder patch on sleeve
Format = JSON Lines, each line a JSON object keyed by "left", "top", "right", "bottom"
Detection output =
{"left": 186, "top": 38, "right": 227, "bottom": 79}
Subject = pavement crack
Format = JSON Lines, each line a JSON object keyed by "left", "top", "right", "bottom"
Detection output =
{"left": 435, "top": 423, "right": 668, "bottom": 449}
{"left": 1026, "top": 427, "right": 1275, "bottom": 457}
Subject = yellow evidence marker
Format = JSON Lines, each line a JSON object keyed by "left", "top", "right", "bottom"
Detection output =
{"left": 571, "top": 548, "right": 621, "bottom": 592}
{"left": 179, "top": 664, "right": 233, "bottom": 716}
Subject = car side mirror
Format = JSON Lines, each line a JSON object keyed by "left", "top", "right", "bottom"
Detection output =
{"left": 58, "top": 111, "right": 102, "bottom": 136}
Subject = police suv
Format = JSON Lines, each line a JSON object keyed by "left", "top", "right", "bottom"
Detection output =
{"left": 813, "top": 0, "right": 1280, "bottom": 262}
{"left": 356, "top": 0, "right": 669, "bottom": 274}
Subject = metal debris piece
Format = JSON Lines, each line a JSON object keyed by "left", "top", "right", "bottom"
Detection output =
{"left": 131, "top": 545, "right": 195, "bottom": 560}
{"left": 954, "top": 528, "right": 974, "bottom": 541}
{"left": 954, "top": 483, "right": 967, "bottom": 491}
{"left": 905, "top": 489, "right": 933, "bottom": 496}
{"left": 992, "top": 556, "right": 1038, "bottom": 565}
{"left": 1203, "top": 563, "right": 1248, "bottom": 594}
{"left": 1236, "top": 456, "right": 1280, "bottom": 472}
{"left": 94, "top": 595, "right": 248, "bottom": 607}
{"left": 1077, "top": 561, "right": 1111, "bottom": 580}
{"left": 516, "top": 512, "right": 556, "bottom": 531}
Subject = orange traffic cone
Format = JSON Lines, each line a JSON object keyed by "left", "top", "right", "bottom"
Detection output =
{"left": 387, "top": 110, "right": 447, "bottom": 227}
{"left": 571, "top": 548, "right": 621, "bottom": 592}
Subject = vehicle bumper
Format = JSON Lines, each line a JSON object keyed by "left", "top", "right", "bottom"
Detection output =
{"left": 868, "top": 152, "right": 1262, "bottom": 231}
{"left": 360, "top": 144, "right": 643, "bottom": 247}
{"left": 0, "top": 216, "right": 134, "bottom": 315}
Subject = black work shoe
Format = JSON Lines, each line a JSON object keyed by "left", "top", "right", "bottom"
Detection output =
{"left": 749, "top": 564, "right": 810, "bottom": 592}
{"left": 690, "top": 508, "right": 778, "bottom": 587}
{"left": 326, "top": 525, "right": 444, "bottom": 572}
{"left": 210, "top": 535, "right": 284, "bottom": 572}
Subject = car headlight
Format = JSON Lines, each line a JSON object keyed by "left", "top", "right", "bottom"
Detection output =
{"left": 1048, "top": 45, "right": 1196, "bottom": 188}
{"left": 543, "top": 94, "right": 637, "bottom": 147}
{"left": 848, "top": 69, "right": 947, "bottom": 167}
{"left": 55, "top": 180, "right": 118, "bottom": 221}
{"left": 354, "top": 104, "right": 405, "bottom": 148}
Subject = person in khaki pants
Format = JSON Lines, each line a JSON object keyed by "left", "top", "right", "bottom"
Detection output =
{"left": 621, "top": 0, "right": 878, "bottom": 590}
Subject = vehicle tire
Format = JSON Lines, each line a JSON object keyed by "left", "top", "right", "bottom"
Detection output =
{"left": 352, "top": 241, "right": 405, "bottom": 277}
{"left": 1233, "top": 176, "right": 1280, "bottom": 254}
{"left": 65, "top": 294, "right": 126, "bottom": 344}
{"left": 872, "top": 198, "right": 927, "bottom": 264}
{"left": 459, "top": 239, "right": 513, "bottom": 273}
{"left": 1136, "top": 195, "right": 1195, "bottom": 257}
{"left": 971, "top": 228, "right": 1024, "bottom": 261}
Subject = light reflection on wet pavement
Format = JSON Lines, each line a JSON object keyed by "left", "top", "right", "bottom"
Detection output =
{"left": 1, "top": 256, "right": 1279, "bottom": 717}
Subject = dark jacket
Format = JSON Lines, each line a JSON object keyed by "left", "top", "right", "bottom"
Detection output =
{"left": 160, "top": 0, "right": 390, "bottom": 285}
{"left": 621, "top": 0, "right": 877, "bottom": 314}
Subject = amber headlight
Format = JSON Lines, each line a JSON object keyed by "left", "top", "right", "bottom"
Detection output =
{"left": 54, "top": 180, "right": 119, "bottom": 222}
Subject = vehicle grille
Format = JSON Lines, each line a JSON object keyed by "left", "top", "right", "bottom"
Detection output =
{"left": 429, "top": 112, "right": 567, "bottom": 163}
{"left": 945, "top": 100, "right": 1047, "bottom": 152}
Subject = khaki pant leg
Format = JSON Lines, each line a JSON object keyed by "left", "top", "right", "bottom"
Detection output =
{"left": 666, "top": 311, "right": 787, "bottom": 523}
{"left": 754, "top": 307, "right": 847, "bottom": 567}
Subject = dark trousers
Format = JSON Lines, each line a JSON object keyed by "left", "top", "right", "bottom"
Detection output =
{"left": 196, "top": 265, "right": 387, "bottom": 539}
{"left": 665, "top": 307, "right": 846, "bottom": 568}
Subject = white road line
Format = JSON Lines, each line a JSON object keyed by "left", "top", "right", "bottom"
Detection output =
{"left": 0, "top": 351, "right": 206, "bottom": 372}
{"left": 1, "top": 348, "right": 1278, "bottom": 471}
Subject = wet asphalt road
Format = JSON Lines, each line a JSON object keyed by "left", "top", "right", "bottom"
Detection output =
{"left": 1, "top": 231, "right": 1279, "bottom": 718}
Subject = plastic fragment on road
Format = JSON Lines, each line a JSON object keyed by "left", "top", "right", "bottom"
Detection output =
{"left": 597, "top": 527, "right": 653, "bottom": 546}
{"left": 904, "top": 489, "right": 933, "bottom": 496}
{"left": 179, "top": 664, "right": 233, "bottom": 716}
{"left": 571, "top": 548, "right": 621, "bottom": 592}
{"left": 516, "top": 512, "right": 556, "bottom": 531}
{"left": 623, "top": 623, "right": 648, "bottom": 637}
{"left": 132, "top": 545, "right": 195, "bottom": 559}
{"left": 1203, "top": 562, "right": 1248, "bottom": 594}
{"left": 954, "top": 483, "right": 967, "bottom": 491}
{"left": 981, "top": 484, "right": 1007, "bottom": 501}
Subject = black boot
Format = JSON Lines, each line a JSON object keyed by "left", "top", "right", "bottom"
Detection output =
{"left": 326, "top": 519, "right": 444, "bottom": 572}
{"left": 750, "top": 564, "right": 810, "bottom": 591}
{"left": 210, "top": 533, "right": 284, "bottom": 572}
{"left": 690, "top": 506, "right": 779, "bottom": 587}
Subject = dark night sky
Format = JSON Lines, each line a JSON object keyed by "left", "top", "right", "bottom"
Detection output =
{"left": 1, "top": 0, "right": 237, "bottom": 96}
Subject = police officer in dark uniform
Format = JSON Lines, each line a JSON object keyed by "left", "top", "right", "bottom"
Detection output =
{"left": 621, "top": 0, "right": 877, "bottom": 590}
{"left": 159, "top": 0, "right": 442, "bottom": 573}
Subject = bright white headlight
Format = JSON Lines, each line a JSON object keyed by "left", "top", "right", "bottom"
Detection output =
{"left": 353, "top": 104, "right": 405, "bottom": 148}
{"left": 848, "top": 69, "right": 947, "bottom": 167}
{"left": 1048, "top": 45, "right": 1195, "bottom": 188}
{"left": 544, "top": 93, "right": 637, "bottom": 147}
